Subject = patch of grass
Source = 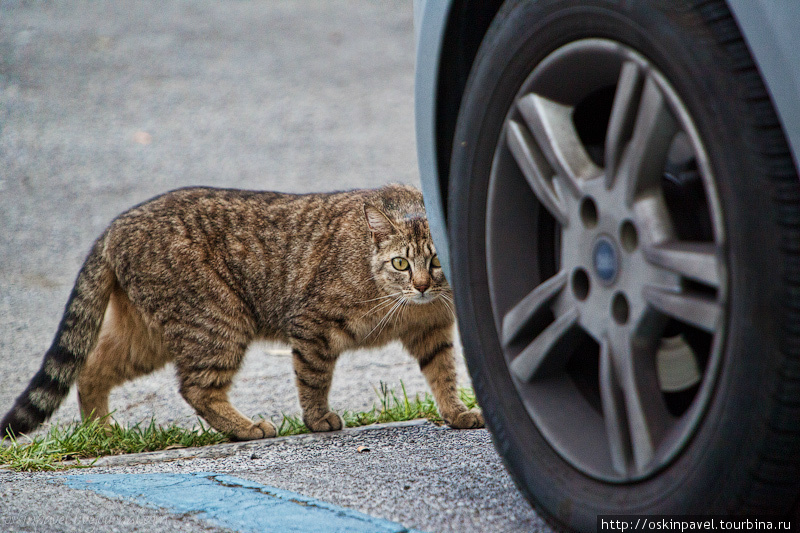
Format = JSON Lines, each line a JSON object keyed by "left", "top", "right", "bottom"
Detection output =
{"left": 345, "top": 381, "right": 447, "bottom": 428}
{"left": 1, "top": 382, "right": 479, "bottom": 471}
{"left": 0, "top": 416, "right": 227, "bottom": 472}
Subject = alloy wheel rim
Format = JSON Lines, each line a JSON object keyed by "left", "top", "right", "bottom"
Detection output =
{"left": 485, "top": 39, "right": 727, "bottom": 482}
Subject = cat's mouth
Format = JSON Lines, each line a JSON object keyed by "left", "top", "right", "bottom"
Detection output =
{"left": 406, "top": 291, "right": 438, "bottom": 305}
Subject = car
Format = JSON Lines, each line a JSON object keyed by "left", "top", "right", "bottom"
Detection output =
{"left": 413, "top": 0, "right": 800, "bottom": 530}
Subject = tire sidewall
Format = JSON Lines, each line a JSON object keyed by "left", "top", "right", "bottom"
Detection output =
{"left": 450, "top": 0, "right": 786, "bottom": 528}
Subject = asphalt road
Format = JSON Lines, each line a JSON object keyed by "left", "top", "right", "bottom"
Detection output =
{"left": 0, "top": 1, "right": 550, "bottom": 532}
{"left": 1, "top": 421, "right": 549, "bottom": 533}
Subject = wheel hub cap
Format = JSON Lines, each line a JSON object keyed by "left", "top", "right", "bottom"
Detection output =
{"left": 593, "top": 237, "right": 618, "bottom": 285}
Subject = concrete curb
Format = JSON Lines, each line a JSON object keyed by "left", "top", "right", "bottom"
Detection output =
{"left": 57, "top": 419, "right": 433, "bottom": 469}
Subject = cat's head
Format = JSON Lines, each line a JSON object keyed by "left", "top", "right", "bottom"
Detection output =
{"left": 363, "top": 200, "right": 450, "bottom": 305}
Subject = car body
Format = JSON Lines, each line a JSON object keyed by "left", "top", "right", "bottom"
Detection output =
{"left": 414, "top": 1, "right": 800, "bottom": 530}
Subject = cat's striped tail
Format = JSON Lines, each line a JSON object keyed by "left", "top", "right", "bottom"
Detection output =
{"left": 1, "top": 235, "right": 115, "bottom": 438}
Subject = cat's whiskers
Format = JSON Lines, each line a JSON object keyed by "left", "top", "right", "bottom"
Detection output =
{"left": 364, "top": 303, "right": 393, "bottom": 339}
{"left": 382, "top": 299, "right": 404, "bottom": 333}
{"left": 357, "top": 292, "right": 404, "bottom": 304}
{"left": 358, "top": 295, "right": 402, "bottom": 320}
{"left": 392, "top": 298, "right": 409, "bottom": 329}
{"left": 364, "top": 294, "right": 406, "bottom": 340}
{"left": 438, "top": 292, "right": 457, "bottom": 321}
{"left": 362, "top": 295, "right": 402, "bottom": 335}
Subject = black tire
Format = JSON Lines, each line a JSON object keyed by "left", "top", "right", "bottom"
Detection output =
{"left": 448, "top": 0, "right": 800, "bottom": 530}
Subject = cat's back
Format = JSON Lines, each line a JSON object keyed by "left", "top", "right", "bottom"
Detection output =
{"left": 105, "top": 184, "right": 421, "bottom": 247}
{"left": 104, "top": 186, "right": 333, "bottom": 247}
{"left": 98, "top": 185, "right": 420, "bottom": 310}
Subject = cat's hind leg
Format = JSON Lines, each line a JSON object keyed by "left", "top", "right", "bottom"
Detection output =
{"left": 179, "top": 379, "right": 275, "bottom": 441}
{"left": 77, "top": 285, "right": 170, "bottom": 423}
{"left": 170, "top": 322, "right": 276, "bottom": 441}
{"left": 178, "top": 371, "right": 277, "bottom": 441}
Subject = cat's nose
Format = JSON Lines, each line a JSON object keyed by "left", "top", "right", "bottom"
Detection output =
{"left": 414, "top": 282, "right": 429, "bottom": 294}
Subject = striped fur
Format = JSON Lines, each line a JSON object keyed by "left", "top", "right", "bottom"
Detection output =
{"left": 1, "top": 185, "right": 483, "bottom": 441}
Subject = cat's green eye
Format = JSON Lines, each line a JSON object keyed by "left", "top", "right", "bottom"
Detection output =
{"left": 391, "top": 257, "right": 410, "bottom": 271}
{"left": 431, "top": 256, "right": 441, "bottom": 268}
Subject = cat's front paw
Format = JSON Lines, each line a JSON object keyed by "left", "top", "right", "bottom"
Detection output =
{"left": 232, "top": 420, "right": 277, "bottom": 441}
{"left": 305, "top": 411, "right": 344, "bottom": 432}
{"left": 447, "top": 408, "right": 484, "bottom": 429}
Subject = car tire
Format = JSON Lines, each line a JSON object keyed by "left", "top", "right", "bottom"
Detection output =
{"left": 448, "top": 0, "right": 800, "bottom": 530}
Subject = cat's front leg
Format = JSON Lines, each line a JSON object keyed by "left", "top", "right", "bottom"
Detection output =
{"left": 289, "top": 336, "right": 344, "bottom": 432}
{"left": 401, "top": 325, "right": 484, "bottom": 429}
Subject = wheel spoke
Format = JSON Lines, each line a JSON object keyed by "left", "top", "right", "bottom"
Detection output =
{"left": 644, "top": 286, "right": 720, "bottom": 333}
{"left": 604, "top": 61, "right": 644, "bottom": 181}
{"left": 644, "top": 241, "right": 720, "bottom": 288}
{"left": 506, "top": 120, "right": 569, "bottom": 226}
{"left": 614, "top": 76, "right": 679, "bottom": 206}
{"left": 599, "top": 336, "right": 631, "bottom": 476}
{"left": 621, "top": 361, "right": 656, "bottom": 473}
{"left": 509, "top": 307, "right": 580, "bottom": 382}
{"left": 501, "top": 270, "right": 569, "bottom": 347}
{"left": 608, "top": 330, "right": 673, "bottom": 473}
{"left": 517, "top": 93, "right": 596, "bottom": 197}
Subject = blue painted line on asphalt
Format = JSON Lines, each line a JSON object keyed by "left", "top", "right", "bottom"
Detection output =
{"left": 63, "top": 472, "right": 426, "bottom": 533}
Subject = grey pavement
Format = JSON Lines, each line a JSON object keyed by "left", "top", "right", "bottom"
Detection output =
{"left": 0, "top": 1, "right": 549, "bottom": 532}
{"left": 1, "top": 421, "right": 549, "bottom": 533}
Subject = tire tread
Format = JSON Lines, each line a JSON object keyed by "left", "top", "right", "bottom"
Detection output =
{"left": 696, "top": 0, "right": 800, "bottom": 514}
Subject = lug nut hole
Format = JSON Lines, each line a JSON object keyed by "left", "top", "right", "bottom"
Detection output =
{"left": 620, "top": 220, "right": 638, "bottom": 252}
{"left": 612, "top": 292, "right": 630, "bottom": 325}
{"left": 580, "top": 197, "right": 599, "bottom": 228}
{"left": 572, "top": 268, "right": 590, "bottom": 301}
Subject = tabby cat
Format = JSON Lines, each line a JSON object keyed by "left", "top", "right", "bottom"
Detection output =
{"left": 1, "top": 184, "right": 483, "bottom": 440}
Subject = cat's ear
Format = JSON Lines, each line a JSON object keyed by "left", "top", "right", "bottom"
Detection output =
{"left": 364, "top": 205, "right": 397, "bottom": 243}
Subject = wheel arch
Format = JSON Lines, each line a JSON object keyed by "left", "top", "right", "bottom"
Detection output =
{"left": 726, "top": 0, "right": 800, "bottom": 174}
{"left": 415, "top": 0, "right": 504, "bottom": 277}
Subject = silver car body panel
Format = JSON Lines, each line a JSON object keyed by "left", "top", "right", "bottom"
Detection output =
{"left": 414, "top": 0, "right": 455, "bottom": 278}
{"left": 726, "top": 1, "right": 800, "bottom": 173}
